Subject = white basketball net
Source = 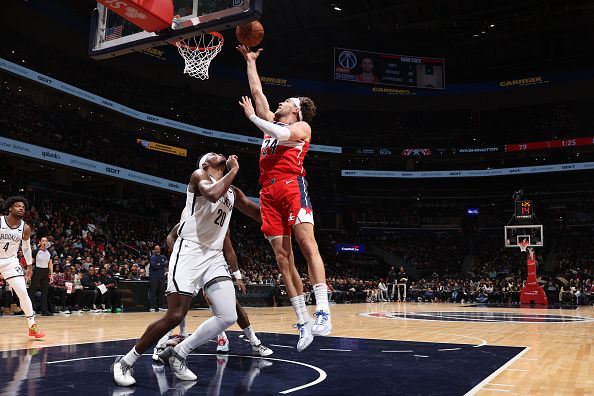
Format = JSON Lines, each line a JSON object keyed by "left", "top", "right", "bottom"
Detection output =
{"left": 175, "top": 33, "right": 223, "bottom": 80}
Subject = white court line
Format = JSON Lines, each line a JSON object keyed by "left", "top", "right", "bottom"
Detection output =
{"left": 438, "top": 348, "right": 461, "bottom": 351}
{"left": 414, "top": 355, "right": 429, "bottom": 358}
{"left": 270, "top": 344, "right": 295, "bottom": 349}
{"left": 505, "top": 368, "right": 528, "bottom": 372}
{"left": 481, "top": 388, "right": 510, "bottom": 392}
{"left": 47, "top": 353, "right": 326, "bottom": 394}
{"left": 381, "top": 350, "right": 414, "bottom": 353}
{"left": 463, "top": 346, "right": 530, "bottom": 396}
{"left": 488, "top": 384, "right": 514, "bottom": 387}
{"left": 319, "top": 348, "right": 351, "bottom": 352}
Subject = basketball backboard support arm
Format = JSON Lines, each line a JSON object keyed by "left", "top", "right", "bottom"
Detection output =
{"left": 89, "top": 0, "right": 262, "bottom": 60}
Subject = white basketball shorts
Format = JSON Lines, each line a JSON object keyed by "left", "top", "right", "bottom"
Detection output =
{"left": 0, "top": 257, "right": 25, "bottom": 280}
{"left": 166, "top": 238, "right": 231, "bottom": 296}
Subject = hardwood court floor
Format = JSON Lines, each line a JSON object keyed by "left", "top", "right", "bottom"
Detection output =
{"left": 1, "top": 302, "right": 593, "bottom": 395}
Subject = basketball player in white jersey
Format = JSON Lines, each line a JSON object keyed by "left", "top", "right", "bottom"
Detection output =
{"left": 151, "top": 218, "right": 272, "bottom": 360}
{"left": 114, "top": 153, "right": 256, "bottom": 386}
{"left": 237, "top": 45, "right": 332, "bottom": 351}
{"left": 0, "top": 196, "right": 45, "bottom": 338}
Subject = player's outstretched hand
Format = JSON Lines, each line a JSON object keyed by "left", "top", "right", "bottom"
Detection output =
{"left": 238, "top": 96, "right": 256, "bottom": 118}
{"left": 226, "top": 155, "right": 239, "bottom": 172}
{"left": 236, "top": 45, "right": 263, "bottom": 62}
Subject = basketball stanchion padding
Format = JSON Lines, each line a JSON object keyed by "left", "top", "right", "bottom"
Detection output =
{"left": 174, "top": 32, "right": 224, "bottom": 80}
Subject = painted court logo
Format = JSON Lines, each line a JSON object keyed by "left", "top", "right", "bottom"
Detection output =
{"left": 359, "top": 311, "right": 594, "bottom": 323}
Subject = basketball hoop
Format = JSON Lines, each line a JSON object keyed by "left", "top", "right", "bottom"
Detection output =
{"left": 518, "top": 239, "right": 529, "bottom": 252}
{"left": 174, "top": 32, "right": 224, "bottom": 80}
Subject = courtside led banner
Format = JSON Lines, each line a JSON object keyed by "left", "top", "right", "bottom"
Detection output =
{"left": 137, "top": 139, "right": 187, "bottom": 157}
{"left": 0, "top": 137, "right": 185, "bottom": 193}
{"left": 342, "top": 162, "right": 594, "bottom": 178}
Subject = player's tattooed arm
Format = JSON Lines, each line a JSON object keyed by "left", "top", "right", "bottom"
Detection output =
{"left": 231, "top": 186, "right": 261, "bottom": 223}
{"left": 193, "top": 156, "right": 239, "bottom": 203}
{"left": 223, "top": 229, "right": 246, "bottom": 294}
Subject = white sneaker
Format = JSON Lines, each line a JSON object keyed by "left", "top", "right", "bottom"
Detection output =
{"left": 152, "top": 345, "right": 165, "bottom": 362}
{"left": 311, "top": 310, "right": 332, "bottom": 336}
{"left": 111, "top": 356, "right": 136, "bottom": 387}
{"left": 159, "top": 346, "right": 197, "bottom": 381}
{"left": 216, "top": 335, "right": 229, "bottom": 353}
{"left": 251, "top": 342, "right": 273, "bottom": 357}
{"left": 294, "top": 321, "right": 314, "bottom": 352}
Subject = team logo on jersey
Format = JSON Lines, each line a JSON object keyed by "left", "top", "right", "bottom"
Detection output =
{"left": 288, "top": 213, "right": 295, "bottom": 221}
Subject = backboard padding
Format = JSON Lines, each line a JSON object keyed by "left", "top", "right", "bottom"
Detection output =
{"left": 89, "top": 0, "right": 262, "bottom": 59}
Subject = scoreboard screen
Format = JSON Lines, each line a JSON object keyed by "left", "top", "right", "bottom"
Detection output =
{"left": 334, "top": 48, "right": 445, "bottom": 90}
{"left": 515, "top": 200, "right": 533, "bottom": 219}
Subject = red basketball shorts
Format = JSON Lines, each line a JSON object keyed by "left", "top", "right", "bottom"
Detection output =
{"left": 259, "top": 175, "right": 314, "bottom": 239}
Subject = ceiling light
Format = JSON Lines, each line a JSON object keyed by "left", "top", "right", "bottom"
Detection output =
{"left": 333, "top": 6, "right": 341, "bottom": 11}
{"left": 489, "top": 24, "right": 495, "bottom": 28}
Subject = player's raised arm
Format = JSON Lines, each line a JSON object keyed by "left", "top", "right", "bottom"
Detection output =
{"left": 239, "top": 96, "right": 311, "bottom": 142}
{"left": 194, "top": 155, "right": 239, "bottom": 202}
{"left": 231, "top": 186, "right": 261, "bottom": 223}
{"left": 236, "top": 45, "right": 274, "bottom": 121}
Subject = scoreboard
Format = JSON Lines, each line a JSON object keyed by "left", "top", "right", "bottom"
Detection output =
{"left": 515, "top": 200, "right": 534, "bottom": 219}
{"left": 334, "top": 48, "right": 445, "bottom": 90}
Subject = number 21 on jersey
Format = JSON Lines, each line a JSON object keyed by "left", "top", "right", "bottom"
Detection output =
{"left": 261, "top": 138, "right": 278, "bottom": 156}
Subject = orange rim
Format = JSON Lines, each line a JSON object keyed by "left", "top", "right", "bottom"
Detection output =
{"left": 175, "top": 32, "right": 224, "bottom": 51}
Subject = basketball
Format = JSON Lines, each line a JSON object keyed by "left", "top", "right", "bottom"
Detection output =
{"left": 236, "top": 20, "right": 264, "bottom": 47}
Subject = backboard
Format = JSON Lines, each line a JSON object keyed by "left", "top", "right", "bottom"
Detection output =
{"left": 504, "top": 225, "right": 543, "bottom": 248}
{"left": 89, "top": 0, "right": 262, "bottom": 59}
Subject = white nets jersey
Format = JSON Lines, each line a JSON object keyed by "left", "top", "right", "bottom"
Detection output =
{"left": 0, "top": 216, "right": 25, "bottom": 259}
{"left": 177, "top": 176, "right": 235, "bottom": 251}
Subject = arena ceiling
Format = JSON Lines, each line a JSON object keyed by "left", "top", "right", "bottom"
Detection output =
{"left": 8, "top": 0, "right": 594, "bottom": 82}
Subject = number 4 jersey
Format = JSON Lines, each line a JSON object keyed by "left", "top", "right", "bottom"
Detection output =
{"left": 259, "top": 122, "right": 310, "bottom": 185}
{"left": 0, "top": 215, "right": 25, "bottom": 259}
{"left": 178, "top": 176, "right": 235, "bottom": 251}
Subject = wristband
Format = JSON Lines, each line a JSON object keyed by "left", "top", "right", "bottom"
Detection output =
{"left": 232, "top": 270, "right": 242, "bottom": 280}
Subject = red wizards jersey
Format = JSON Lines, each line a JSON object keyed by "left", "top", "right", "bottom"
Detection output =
{"left": 259, "top": 122, "right": 309, "bottom": 184}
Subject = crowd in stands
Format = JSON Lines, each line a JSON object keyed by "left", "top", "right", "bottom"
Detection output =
{"left": 1, "top": 187, "right": 593, "bottom": 317}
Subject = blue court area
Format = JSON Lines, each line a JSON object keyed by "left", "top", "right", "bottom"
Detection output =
{"left": 1, "top": 332, "right": 525, "bottom": 395}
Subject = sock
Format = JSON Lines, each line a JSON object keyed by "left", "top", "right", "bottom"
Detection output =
{"left": 218, "top": 331, "right": 227, "bottom": 340}
{"left": 242, "top": 325, "right": 259, "bottom": 345}
{"left": 298, "top": 294, "right": 312, "bottom": 322}
{"left": 290, "top": 296, "right": 306, "bottom": 325}
{"left": 26, "top": 315, "right": 35, "bottom": 328}
{"left": 122, "top": 346, "right": 141, "bottom": 366}
{"left": 179, "top": 316, "right": 188, "bottom": 337}
{"left": 313, "top": 283, "right": 330, "bottom": 313}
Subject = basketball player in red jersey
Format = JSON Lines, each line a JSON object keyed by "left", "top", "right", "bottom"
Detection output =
{"left": 237, "top": 45, "right": 331, "bottom": 351}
